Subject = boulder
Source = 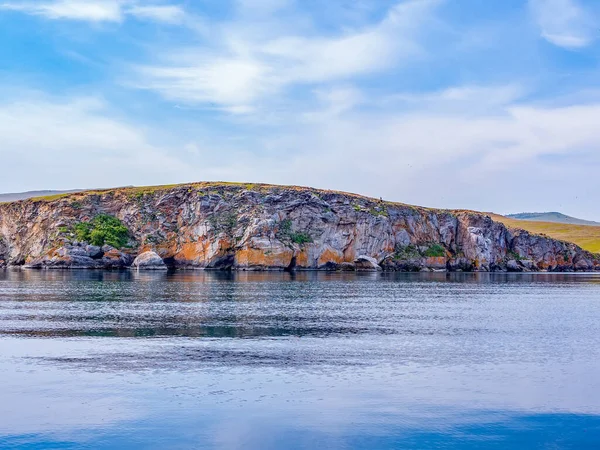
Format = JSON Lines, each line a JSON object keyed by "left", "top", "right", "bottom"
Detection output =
{"left": 381, "top": 258, "right": 422, "bottom": 272}
{"left": 102, "top": 248, "right": 134, "bottom": 268}
{"left": 132, "top": 251, "right": 167, "bottom": 270}
{"left": 354, "top": 255, "right": 382, "bottom": 271}
{"left": 447, "top": 258, "right": 474, "bottom": 272}
{"left": 26, "top": 247, "right": 100, "bottom": 269}
{"left": 506, "top": 260, "right": 523, "bottom": 272}
{"left": 85, "top": 245, "right": 104, "bottom": 259}
{"left": 340, "top": 262, "right": 356, "bottom": 271}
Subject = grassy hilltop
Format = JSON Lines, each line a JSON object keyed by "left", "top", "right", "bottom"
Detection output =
{"left": 492, "top": 214, "right": 600, "bottom": 254}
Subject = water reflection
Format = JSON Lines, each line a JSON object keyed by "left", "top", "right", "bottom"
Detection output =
{"left": 2, "top": 411, "right": 600, "bottom": 449}
{"left": 1, "top": 271, "right": 600, "bottom": 449}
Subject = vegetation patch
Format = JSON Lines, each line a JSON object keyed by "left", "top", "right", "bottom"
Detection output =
{"left": 394, "top": 243, "right": 447, "bottom": 260}
{"left": 423, "top": 243, "right": 446, "bottom": 258}
{"left": 370, "top": 205, "right": 389, "bottom": 217}
{"left": 209, "top": 211, "right": 238, "bottom": 236}
{"left": 29, "top": 192, "right": 74, "bottom": 202}
{"left": 70, "top": 214, "right": 130, "bottom": 248}
{"left": 277, "top": 219, "right": 313, "bottom": 246}
{"left": 507, "top": 250, "right": 524, "bottom": 261}
{"left": 393, "top": 244, "right": 421, "bottom": 260}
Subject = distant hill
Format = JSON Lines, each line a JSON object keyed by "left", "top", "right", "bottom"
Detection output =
{"left": 506, "top": 212, "right": 600, "bottom": 227}
{"left": 492, "top": 214, "right": 600, "bottom": 254}
{"left": 0, "top": 190, "right": 82, "bottom": 203}
{"left": 0, "top": 187, "right": 134, "bottom": 203}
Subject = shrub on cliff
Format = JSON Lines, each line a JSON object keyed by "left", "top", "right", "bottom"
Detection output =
{"left": 423, "top": 243, "right": 446, "bottom": 258}
{"left": 73, "top": 214, "right": 129, "bottom": 248}
{"left": 277, "top": 219, "right": 313, "bottom": 246}
{"left": 394, "top": 243, "right": 447, "bottom": 259}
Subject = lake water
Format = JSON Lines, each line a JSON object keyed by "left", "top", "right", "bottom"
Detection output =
{"left": 1, "top": 270, "right": 600, "bottom": 449}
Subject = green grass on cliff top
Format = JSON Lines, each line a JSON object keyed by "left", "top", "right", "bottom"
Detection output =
{"left": 21, "top": 181, "right": 420, "bottom": 207}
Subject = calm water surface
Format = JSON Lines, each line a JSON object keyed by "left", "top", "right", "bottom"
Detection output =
{"left": 1, "top": 270, "right": 600, "bottom": 449}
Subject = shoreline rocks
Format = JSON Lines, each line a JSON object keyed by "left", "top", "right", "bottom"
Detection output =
{"left": 23, "top": 243, "right": 133, "bottom": 269}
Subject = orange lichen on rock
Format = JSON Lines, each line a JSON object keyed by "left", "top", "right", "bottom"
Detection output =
{"left": 317, "top": 247, "right": 344, "bottom": 266}
{"left": 343, "top": 245, "right": 356, "bottom": 263}
{"left": 423, "top": 256, "right": 446, "bottom": 270}
{"left": 172, "top": 239, "right": 219, "bottom": 265}
{"left": 295, "top": 250, "right": 310, "bottom": 268}
{"left": 235, "top": 248, "right": 293, "bottom": 269}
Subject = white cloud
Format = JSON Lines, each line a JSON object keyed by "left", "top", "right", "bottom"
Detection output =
{"left": 1, "top": 0, "right": 123, "bottom": 22}
{"left": 135, "top": 58, "right": 270, "bottom": 114}
{"left": 304, "top": 85, "right": 365, "bottom": 120}
{"left": 0, "top": 95, "right": 196, "bottom": 191}
{"left": 382, "top": 85, "right": 526, "bottom": 115}
{"left": 127, "top": 5, "right": 185, "bottom": 24}
{"left": 529, "top": 0, "right": 597, "bottom": 48}
{"left": 1, "top": 86, "right": 599, "bottom": 220}
{"left": 132, "top": 0, "right": 440, "bottom": 113}
{"left": 200, "top": 84, "right": 600, "bottom": 219}
{"left": 0, "top": 0, "right": 185, "bottom": 24}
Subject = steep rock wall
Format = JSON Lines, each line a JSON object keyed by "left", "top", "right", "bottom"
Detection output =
{"left": 0, "top": 183, "right": 598, "bottom": 272}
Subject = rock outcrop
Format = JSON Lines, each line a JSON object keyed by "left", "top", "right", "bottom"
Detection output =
{"left": 0, "top": 182, "right": 598, "bottom": 272}
{"left": 354, "top": 255, "right": 383, "bottom": 272}
{"left": 24, "top": 243, "right": 133, "bottom": 269}
{"left": 132, "top": 251, "right": 167, "bottom": 270}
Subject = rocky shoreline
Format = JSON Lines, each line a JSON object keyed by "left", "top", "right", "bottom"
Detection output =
{"left": 0, "top": 182, "right": 598, "bottom": 272}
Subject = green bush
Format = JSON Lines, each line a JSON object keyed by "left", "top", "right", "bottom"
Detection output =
{"left": 73, "top": 214, "right": 129, "bottom": 248}
{"left": 423, "top": 243, "right": 446, "bottom": 258}
{"left": 394, "top": 243, "right": 447, "bottom": 259}
{"left": 277, "top": 219, "right": 313, "bottom": 246}
{"left": 291, "top": 232, "right": 312, "bottom": 245}
{"left": 507, "top": 250, "right": 524, "bottom": 261}
{"left": 394, "top": 244, "right": 420, "bottom": 260}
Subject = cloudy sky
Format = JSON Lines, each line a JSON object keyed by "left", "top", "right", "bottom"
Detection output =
{"left": 1, "top": 0, "right": 599, "bottom": 219}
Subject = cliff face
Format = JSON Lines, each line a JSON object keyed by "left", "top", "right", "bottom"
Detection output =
{"left": 0, "top": 183, "right": 598, "bottom": 272}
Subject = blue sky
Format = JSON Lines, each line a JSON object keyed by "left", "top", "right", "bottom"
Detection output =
{"left": 1, "top": 0, "right": 599, "bottom": 219}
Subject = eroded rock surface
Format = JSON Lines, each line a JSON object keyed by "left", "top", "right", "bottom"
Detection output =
{"left": 0, "top": 182, "right": 598, "bottom": 272}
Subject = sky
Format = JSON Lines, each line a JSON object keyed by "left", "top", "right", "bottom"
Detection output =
{"left": 0, "top": 0, "right": 599, "bottom": 219}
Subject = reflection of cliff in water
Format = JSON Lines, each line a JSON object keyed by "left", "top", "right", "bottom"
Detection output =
{"left": 1, "top": 271, "right": 600, "bottom": 342}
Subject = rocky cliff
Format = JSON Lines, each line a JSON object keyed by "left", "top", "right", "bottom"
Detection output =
{"left": 0, "top": 182, "right": 598, "bottom": 272}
